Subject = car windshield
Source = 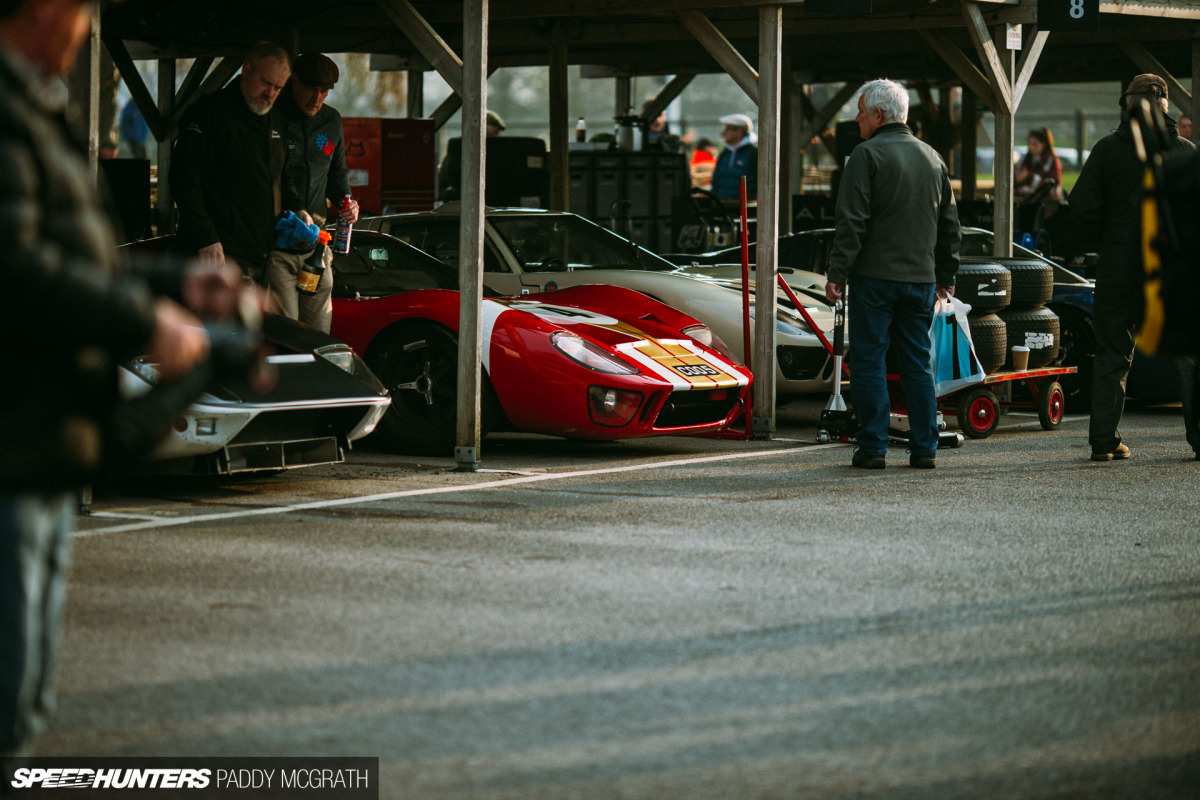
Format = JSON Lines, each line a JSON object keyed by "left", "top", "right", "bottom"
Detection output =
{"left": 331, "top": 234, "right": 458, "bottom": 297}
{"left": 489, "top": 214, "right": 676, "bottom": 273}
{"left": 961, "top": 228, "right": 1089, "bottom": 285}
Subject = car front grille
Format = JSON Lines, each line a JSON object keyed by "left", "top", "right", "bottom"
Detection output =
{"left": 654, "top": 388, "right": 740, "bottom": 429}
{"left": 230, "top": 407, "right": 372, "bottom": 445}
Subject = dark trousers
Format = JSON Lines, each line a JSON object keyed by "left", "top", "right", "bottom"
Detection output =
{"left": 1089, "top": 291, "right": 1139, "bottom": 453}
{"left": 1170, "top": 353, "right": 1200, "bottom": 456}
{"left": 847, "top": 277, "right": 939, "bottom": 457}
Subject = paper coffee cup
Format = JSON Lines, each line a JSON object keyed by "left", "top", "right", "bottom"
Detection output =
{"left": 1012, "top": 345, "right": 1030, "bottom": 371}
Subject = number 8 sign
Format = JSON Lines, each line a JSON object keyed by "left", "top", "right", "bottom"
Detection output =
{"left": 1038, "top": 0, "right": 1099, "bottom": 30}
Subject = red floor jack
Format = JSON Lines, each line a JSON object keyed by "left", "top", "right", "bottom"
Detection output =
{"left": 816, "top": 298, "right": 857, "bottom": 444}
{"left": 813, "top": 294, "right": 965, "bottom": 450}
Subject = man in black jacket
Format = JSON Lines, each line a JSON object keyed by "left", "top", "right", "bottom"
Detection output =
{"left": 0, "top": 0, "right": 246, "bottom": 757}
{"left": 266, "top": 52, "right": 359, "bottom": 333}
{"left": 1070, "top": 74, "right": 1195, "bottom": 461}
{"left": 170, "top": 41, "right": 306, "bottom": 283}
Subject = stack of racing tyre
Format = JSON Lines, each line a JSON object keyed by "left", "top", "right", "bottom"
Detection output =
{"left": 954, "top": 257, "right": 1059, "bottom": 373}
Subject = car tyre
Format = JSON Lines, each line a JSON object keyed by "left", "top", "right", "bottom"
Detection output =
{"left": 370, "top": 323, "right": 499, "bottom": 456}
{"left": 999, "top": 306, "right": 1061, "bottom": 369}
{"left": 954, "top": 261, "right": 1011, "bottom": 313}
{"left": 1004, "top": 259, "right": 1055, "bottom": 308}
{"left": 967, "top": 312, "right": 1008, "bottom": 374}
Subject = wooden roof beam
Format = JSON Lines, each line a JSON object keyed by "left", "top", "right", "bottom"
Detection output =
{"left": 919, "top": 27, "right": 998, "bottom": 111}
{"left": 678, "top": 8, "right": 759, "bottom": 105}
{"left": 1013, "top": 27, "right": 1049, "bottom": 107}
{"left": 642, "top": 72, "right": 697, "bottom": 122}
{"left": 796, "top": 81, "right": 860, "bottom": 144}
{"left": 962, "top": 0, "right": 1014, "bottom": 114}
{"left": 377, "top": 0, "right": 464, "bottom": 96}
{"left": 1119, "top": 39, "right": 1193, "bottom": 109}
{"left": 102, "top": 38, "right": 166, "bottom": 142}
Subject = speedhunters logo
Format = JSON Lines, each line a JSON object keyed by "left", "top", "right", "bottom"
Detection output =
{"left": 11, "top": 768, "right": 210, "bottom": 789}
{"left": 2, "top": 758, "right": 378, "bottom": 798}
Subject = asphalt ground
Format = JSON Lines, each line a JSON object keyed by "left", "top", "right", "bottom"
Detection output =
{"left": 39, "top": 399, "right": 1200, "bottom": 799}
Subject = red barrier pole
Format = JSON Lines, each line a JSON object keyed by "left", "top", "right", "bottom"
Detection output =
{"left": 776, "top": 273, "right": 849, "bottom": 378}
{"left": 739, "top": 177, "right": 753, "bottom": 438}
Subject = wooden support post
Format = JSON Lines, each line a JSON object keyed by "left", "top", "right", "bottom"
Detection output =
{"left": 69, "top": 5, "right": 102, "bottom": 177}
{"left": 407, "top": 70, "right": 424, "bottom": 118}
{"left": 156, "top": 58, "right": 176, "bottom": 235}
{"left": 752, "top": 6, "right": 782, "bottom": 438}
{"left": 992, "top": 23, "right": 1015, "bottom": 258}
{"left": 778, "top": 50, "right": 792, "bottom": 234}
{"left": 455, "top": 0, "right": 487, "bottom": 471}
{"left": 1191, "top": 39, "right": 1200, "bottom": 142}
{"left": 548, "top": 35, "right": 568, "bottom": 211}
{"left": 615, "top": 75, "right": 632, "bottom": 150}
{"left": 961, "top": 87, "right": 978, "bottom": 203}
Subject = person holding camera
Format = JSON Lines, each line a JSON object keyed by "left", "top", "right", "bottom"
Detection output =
{"left": 1070, "top": 74, "right": 1195, "bottom": 462}
{"left": 0, "top": 0, "right": 252, "bottom": 757}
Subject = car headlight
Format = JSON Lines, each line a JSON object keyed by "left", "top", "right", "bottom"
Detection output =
{"left": 316, "top": 344, "right": 356, "bottom": 373}
{"left": 748, "top": 306, "right": 813, "bottom": 336}
{"left": 315, "top": 344, "right": 387, "bottom": 392}
{"left": 551, "top": 331, "right": 639, "bottom": 374}
{"left": 129, "top": 357, "right": 160, "bottom": 385}
{"left": 682, "top": 324, "right": 740, "bottom": 365}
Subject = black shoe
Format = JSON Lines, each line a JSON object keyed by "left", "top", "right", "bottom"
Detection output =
{"left": 852, "top": 449, "right": 885, "bottom": 469}
{"left": 909, "top": 453, "right": 937, "bottom": 469}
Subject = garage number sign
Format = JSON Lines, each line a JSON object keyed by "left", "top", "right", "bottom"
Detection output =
{"left": 1038, "top": 0, "right": 1099, "bottom": 31}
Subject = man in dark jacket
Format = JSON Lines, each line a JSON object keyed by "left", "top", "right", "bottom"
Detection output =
{"left": 825, "top": 79, "right": 960, "bottom": 469}
{"left": 1069, "top": 74, "right": 1196, "bottom": 461}
{"left": 0, "top": 0, "right": 245, "bottom": 757}
{"left": 170, "top": 41, "right": 306, "bottom": 283}
{"left": 266, "top": 52, "right": 359, "bottom": 333}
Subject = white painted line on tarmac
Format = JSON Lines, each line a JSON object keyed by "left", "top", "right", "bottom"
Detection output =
{"left": 88, "top": 512, "right": 168, "bottom": 522}
{"left": 76, "top": 443, "right": 844, "bottom": 537}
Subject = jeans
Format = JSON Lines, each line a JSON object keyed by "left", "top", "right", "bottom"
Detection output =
{"left": 848, "top": 277, "right": 939, "bottom": 457}
{"left": 0, "top": 493, "right": 73, "bottom": 756}
{"left": 1088, "top": 290, "right": 1139, "bottom": 453}
{"left": 1170, "top": 353, "right": 1200, "bottom": 456}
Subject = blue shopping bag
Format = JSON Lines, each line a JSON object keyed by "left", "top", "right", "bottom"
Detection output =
{"left": 930, "top": 295, "right": 985, "bottom": 397}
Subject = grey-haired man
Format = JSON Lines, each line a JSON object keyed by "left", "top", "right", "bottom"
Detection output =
{"left": 824, "top": 79, "right": 960, "bottom": 470}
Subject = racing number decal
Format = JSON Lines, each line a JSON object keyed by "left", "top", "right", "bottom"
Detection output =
{"left": 674, "top": 364, "right": 721, "bottom": 377}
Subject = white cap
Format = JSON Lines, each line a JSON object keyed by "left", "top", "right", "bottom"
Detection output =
{"left": 719, "top": 113, "right": 753, "bottom": 134}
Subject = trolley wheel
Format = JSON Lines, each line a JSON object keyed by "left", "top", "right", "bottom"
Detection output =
{"left": 1038, "top": 380, "right": 1065, "bottom": 430}
{"left": 957, "top": 388, "right": 999, "bottom": 439}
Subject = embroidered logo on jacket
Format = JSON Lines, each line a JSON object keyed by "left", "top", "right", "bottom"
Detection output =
{"left": 315, "top": 133, "right": 334, "bottom": 155}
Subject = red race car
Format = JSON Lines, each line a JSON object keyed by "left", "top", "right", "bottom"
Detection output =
{"left": 330, "top": 231, "right": 752, "bottom": 454}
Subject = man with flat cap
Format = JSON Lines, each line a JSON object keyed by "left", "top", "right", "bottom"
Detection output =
{"left": 266, "top": 52, "right": 359, "bottom": 333}
{"left": 1070, "top": 74, "right": 1195, "bottom": 461}
{"left": 712, "top": 113, "right": 756, "bottom": 201}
